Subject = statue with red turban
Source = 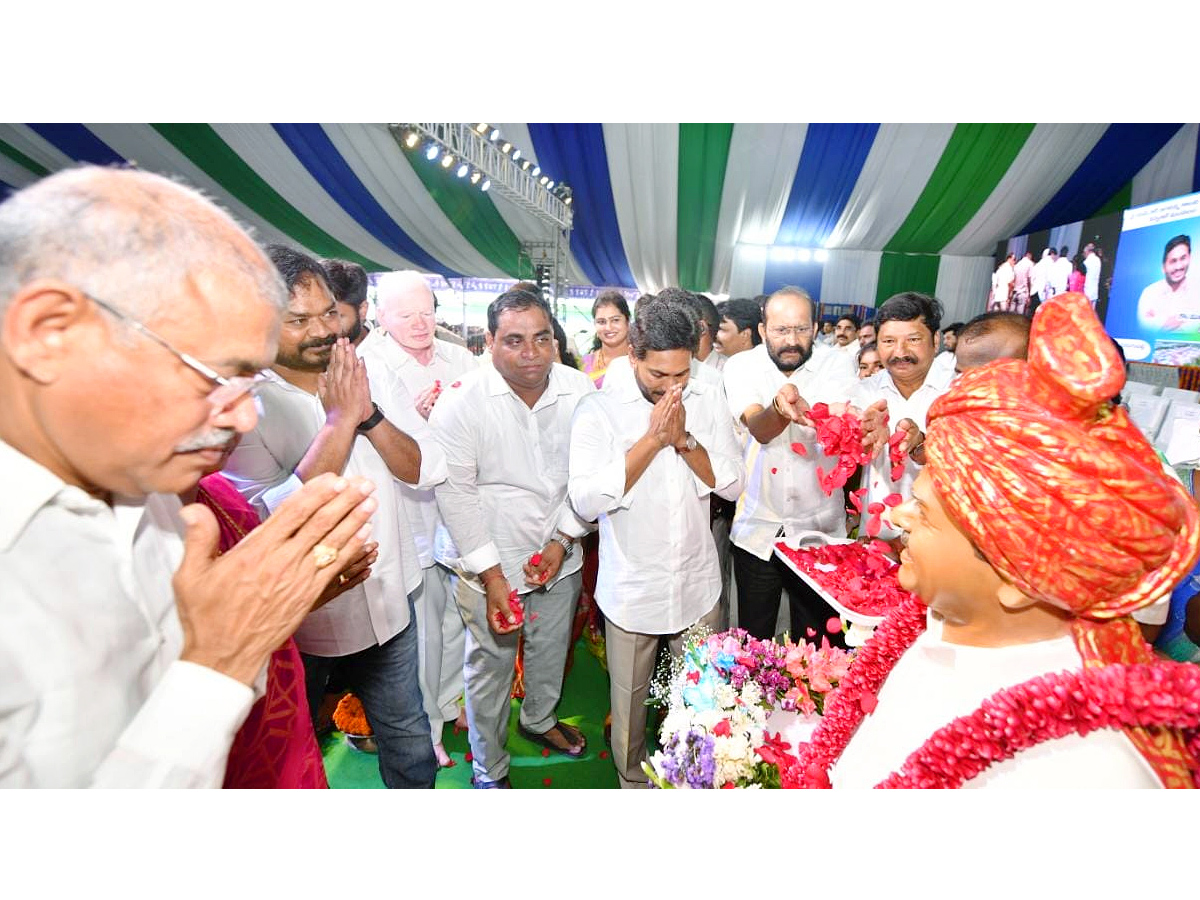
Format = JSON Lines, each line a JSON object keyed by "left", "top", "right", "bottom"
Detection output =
{"left": 796, "top": 293, "right": 1200, "bottom": 788}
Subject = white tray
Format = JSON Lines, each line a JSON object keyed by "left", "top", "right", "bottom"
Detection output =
{"left": 773, "top": 531, "right": 896, "bottom": 628}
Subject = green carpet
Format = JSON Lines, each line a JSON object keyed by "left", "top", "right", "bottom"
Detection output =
{"left": 320, "top": 637, "right": 626, "bottom": 789}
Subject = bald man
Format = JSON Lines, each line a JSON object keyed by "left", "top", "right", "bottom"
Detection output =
{"left": 953, "top": 311, "right": 1031, "bottom": 374}
{"left": 0, "top": 167, "right": 376, "bottom": 787}
{"left": 360, "top": 270, "right": 478, "bottom": 766}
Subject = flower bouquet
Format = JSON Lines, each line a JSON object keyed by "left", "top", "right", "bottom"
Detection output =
{"left": 643, "top": 627, "right": 852, "bottom": 788}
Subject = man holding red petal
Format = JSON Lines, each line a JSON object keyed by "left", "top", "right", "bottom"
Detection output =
{"left": 798, "top": 293, "right": 1200, "bottom": 788}
{"left": 568, "top": 294, "right": 745, "bottom": 787}
{"left": 430, "top": 289, "right": 594, "bottom": 789}
{"left": 850, "top": 292, "right": 951, "bottom": 545}
{"left": 721, "top": 286, "right": 858, "bottom": 642}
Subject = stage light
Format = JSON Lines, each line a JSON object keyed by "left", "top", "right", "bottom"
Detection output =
{"left": 512, "top": 149, "right": 522, "bottom": 162}
{"left": 470, "top": 170, "right": 482, "bottom": 185}
{"left": 797, "top": 249, "right": 812, "bottom": 263}
{"left": 441, "top": 154, "right": 455, "bottom": 169}
{"left": 546, "top": 180, "right": 554, "bottom": 190}
{"left": 770, "top": 247, "right": 795, "bottom": 263}
{"left": 564, "top": 196, "right": 572, "bottom": 205}
{"left": 404, "top": 131, "right": 419, "bottom": 149}
{"left": 456, "top": 163, "right": 469, "bottom": 178}
{"left": 531, "top": 166, "right": 541, "bottom": 178}
{"left": 539, "top": 175, "right": 549, "bottom": 186}
{"left": 425, "top": 143, "right": 440, "bottom": 161}
{"left": 742, "top": 245, "right": 768, "bottom": 263}
{"left": 481, "top": 179, "right": 491, "bottom": 192}
{"left": 488, "top": 128, "right": 501, "bottom": 141}
{"left": 500, "top": 142, "right": 513, "bottom": 155}
{"left": 814, "top": 249, "right": 829, "bottom": 262}
{"left": 474, "top": 123, "right": 489, "bottom": 135}
{"left": 521, "top": 159, "right": 532, "bottom": 171}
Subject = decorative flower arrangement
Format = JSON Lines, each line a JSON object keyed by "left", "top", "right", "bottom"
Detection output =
{"left": 643, "top": 626, "right": 852, "bottom": 788}
{"left": 776, "top": 538, "right": 915, "bottom": 620}
{"left": 332, "top": 693, "right": 371, "bottom": 737}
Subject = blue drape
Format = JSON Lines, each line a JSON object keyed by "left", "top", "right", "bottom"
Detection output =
{"left": 1022, "top": 124, "right": 1182, "bottom": 233}
{"left": 774, "top": 123, "right": 878, "bottom": 248}
{"left": 28, "top": 124, "right": 125, "bottom": 166}
{"left": 527, "top": 124, "right": 636, "bottom": 288}
{"left": 272, "top": 124, "right": 460, "bottom": 276}
{"left": 762, "top": 259, "right": 825, "bottom": 299}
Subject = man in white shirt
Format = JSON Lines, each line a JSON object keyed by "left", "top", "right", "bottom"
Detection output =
{"left": 722, "top": 287, "right": 858, "bottom": 642}
{"left": 1137, "top": 234, "right": 1200, "bottom": 333}
{"left": 989, "top": 253, "right": 1015, "bottom": 312}
{"left": 361, "top": 270, "right": 478, "bottom": 768}
{"left": 0, "top": 167, "right": 375, "bottom": 787}
{"left": 714, "top": 298, "right": 762, "bottom": 359}
{"left": 568, "top": 294, "right": 744, "bottom": 787}
{"left": 1012, "top": 250, "right": 1034, "bottom": 314}
{"left": 429, "top": 288, "right": 594, "bottom": 788}
{"left": 832, "top": 314, "right": 861, "bottom": 357}
{"left": 1029, "top": 248, "right": 1056, "bottom": 315}
{"left": 1052, "top": 245, "right": 1074, "bottom": 298}
{"left": 1082, "top": 242, "right": 1102, "bottom": 307}
{"left": 852, "top": 292, "right": 951, "bottom": 543}
{"left": 223, "top": 246, "right": 438, "bottom": 789}
{"left": 323, "top": 258, "right": 371, "bottom": 348}
{"left": 927, "top": 321, "right": 961, "bottom": 388}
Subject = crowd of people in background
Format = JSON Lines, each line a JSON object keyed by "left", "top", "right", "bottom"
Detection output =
{"left": 992, "top": 242, "right": 1106, "bottom": 315}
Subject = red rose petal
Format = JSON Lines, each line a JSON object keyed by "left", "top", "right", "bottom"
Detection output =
{"left": 771, "top": 467, "right": 778, "bottom": 475}
{"left": 865, "top": 512, "right": 882, "bottom": 537}
{"left": 541, "top": 748, "right": 551, "bottom": 757}
{"left": 450, "top": 381, "right": 462, "bottom": 388}
{"left": 599, "top": 750, "right": 609, "bottom": 760}
{"left": 867, "top": 502, "right": 885, "bottom": 514}
{"left": 806, "top": 627, "right": 817, "bottom": 637}
{"left": 465, "top": 752, "right": 473, "bottom": 762}
{"left": 826, "top": 616, "right": 843, "bottom": 634}
{"left": 543, "top": 777, "right": 552, "bottom": 786}
{"left": 859, "top": 691, "right": 878, "bottom": 714}
{"left": 530, "top": 552, "right": 543, "bottom": 567}
{"left": 882, "top": 493, "right": 903, "bottom": 508}
{"left": 790, "top": 442, "right": 807, "bottom": 457}
{"left": 713, "top": 719, "right": 732, "bottom": 737}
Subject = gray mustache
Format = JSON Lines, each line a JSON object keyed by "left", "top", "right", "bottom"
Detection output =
{"left": 175, "top": 428, "right": 238, "bottom": 453}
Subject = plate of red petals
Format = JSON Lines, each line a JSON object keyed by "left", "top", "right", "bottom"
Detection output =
{"left": 775, "top": 533, "right": 916, "bottom": 626}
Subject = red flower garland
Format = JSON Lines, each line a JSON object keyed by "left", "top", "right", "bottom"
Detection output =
{"left": 793, "top": 596, "right": 1200, "bottom": 788}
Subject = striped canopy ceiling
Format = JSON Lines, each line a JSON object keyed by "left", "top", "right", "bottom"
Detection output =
{"left": 1, "top": 123, "right": 1197, "bottom": 304}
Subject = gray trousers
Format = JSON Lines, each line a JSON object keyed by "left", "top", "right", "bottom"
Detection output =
{"left": 413, "top": 563, "right": 466, "bottom": 742}
{"left": 605, "top": 600, "right": 721, "bottom": 788}
{"left": 454, "top": 570, "right": 582, "bottom": 784}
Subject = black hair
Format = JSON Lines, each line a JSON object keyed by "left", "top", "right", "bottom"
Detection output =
{"left": 943, "top": 321, "right": 964, "bottom": 336}
{"left": 875, "top": 291, "right": 943, "bottom": 337}
{"left": 591, "top": 289, "right": 631, "bottom": 320}
{"left": 550, "top": 316, "right": 578, "bottom": 368}
{"left": 836, "top": 313, "right": 862, "bottom": 330}
{"left": 958, "top": 310, "right": 1030, "bottom": 344}
{"left": 856, "top": 341, "right": 878, "bottom": 365}
{"left": 486, "top": 288, "right": 553, "bottom": 335}
{"left": 321, "top": 258, "right": 368, "bottom": 306}
{"left": 759, "top": 285, "right": 817, "bottom": 325}
{"left": 716, "top": 298, "right": 763, "bottom": 345}
{"left": 266, "top": 243, "right": 333, "bottom": 295}
{"left": 629, "top": 292, "right": 700, "bottom": 359}
{"left": 1164, "top": 234, "right": 1191, "bottom": 262}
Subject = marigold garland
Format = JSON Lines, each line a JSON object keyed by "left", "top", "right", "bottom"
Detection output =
{"left": 332, "top": 693, "right": 372, "bottom": 737}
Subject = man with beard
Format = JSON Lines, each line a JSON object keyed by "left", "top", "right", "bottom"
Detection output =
{"left": 721, "top": 286, "right": 858, "bottom": 641}
{"left": 568, "top": 293, "right": 744, "bottom": 787}
{"left": 852, "top": 292, "right": 950, "bottom": 543}
{"left": 223, "top": 245, "right": 439, "bottom": 789}
{"left": 430, "top": 288, "right": 594, "bottom": 788}
{"left": 323, "top": 258, "right": 371, "bottom": 347}
{"left": 0, "top": 168, "right": 377, "bottom": 787}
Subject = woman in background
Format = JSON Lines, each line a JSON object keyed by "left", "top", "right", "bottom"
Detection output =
{"left": 581, "top": 291, "right": 631, "bottom": 388}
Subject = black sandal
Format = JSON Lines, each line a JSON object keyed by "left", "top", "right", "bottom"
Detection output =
{"left": 518, "top": 721, "right": 587, "bottom": 757}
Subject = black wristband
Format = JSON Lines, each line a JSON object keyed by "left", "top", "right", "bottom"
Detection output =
{"left": 356, "top": 402, "right": 385, "bottom": 434}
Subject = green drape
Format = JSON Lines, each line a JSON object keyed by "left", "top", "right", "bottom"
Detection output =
{"left": 0, "top": 138, "right": 49, "bottom": 177}
{"left": 677, "top": 123, "right": 732, "bottom": 292}
{"left": 874, "top": 252, "right": 941, "bottom": 306}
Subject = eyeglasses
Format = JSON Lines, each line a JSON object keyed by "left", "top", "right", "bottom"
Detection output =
{"left": 766, "top": 325, "right": 813, "bottom": 339}
{"left": 87, "top": 293, "right": 262, "bottom": 410}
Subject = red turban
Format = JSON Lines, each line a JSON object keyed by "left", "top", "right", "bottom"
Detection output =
{"left": 925, "top": 292, "right": 1199, "bottom": 619}
{"left": 924, "top": 293, "right": 1200, "bottom": 786}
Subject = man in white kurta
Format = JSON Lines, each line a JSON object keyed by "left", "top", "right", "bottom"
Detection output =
{"left": 223, "top": 246, "right": 439, "bottom": 788}
{"left": 365, "top": 271, "right": 478, "bottom": 766}
{"left": 430, "top": 290, "right": 594, "bottom": 788}
{"left": 568, "top": 296, "right": 745, "bottom": 787}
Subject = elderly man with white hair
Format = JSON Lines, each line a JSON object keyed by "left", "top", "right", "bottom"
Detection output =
{"left": 357, "top": 270, "right": 478, "bottom": 767}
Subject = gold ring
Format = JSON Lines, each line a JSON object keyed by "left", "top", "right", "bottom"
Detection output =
{"left": 313, "top": 544, "right": 338, "bottom": 569}
{"left": 338, "top": 574, "right": 347, "bottom": 585}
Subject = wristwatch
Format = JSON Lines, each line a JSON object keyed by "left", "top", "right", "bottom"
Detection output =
{"left": 679, "top": 432, "right": 698, "bottom": 453}
{"left": 356, "top": 402, "right": 386, "bottom": 434}
{"left": 552, "top": 532, "right": 576, "bottom": 557}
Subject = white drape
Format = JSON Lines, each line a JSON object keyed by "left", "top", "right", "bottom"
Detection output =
{"left": 211, "top": 124, "right": 415, "bottom": 270}
{"left": 819, "top": 249, "right": 883, "bottom": 307}
{"left": 1131, "top": 123, "right": 1199, "bottom": 208}
{"left": 934, "top": 255, "right": 994, "bottom": 324}
{"left": 940, "top": 124, "right": 1107, "bottom": 255}
{"left": 0, "top": 124, "right": 75, "bottom": 172}
{"left": 825, "top": 123, "right": 956, "bottom": 250}
{"left": 0, "top": 151, "right": 39, "bottom": 189}
{"left": 603, "top": 123, "right": 679, "bottom": 293}
{"left": 321, "top": 124, "right": 505, "bottom": 278}
{"left": 709, "top": 123, "right": 808, "bottom": 295}
{"left": 88, "top": 123, "right": 297, "bottom": 248}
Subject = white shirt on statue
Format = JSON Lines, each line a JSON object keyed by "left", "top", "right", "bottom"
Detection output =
{"left": 567, "top": 367, "right": 745, "bottom": 634}
{"left": 722, "top": 342, "right": 859, "bottom": 560}
{"left": 831, "top": 611, "right": 1161, "bottom": 788}
{"left": 429, "top": 363, "right": 594, "bottom": 595}
{"left": 0, "top": 439, "right": 254, "bottom": 787}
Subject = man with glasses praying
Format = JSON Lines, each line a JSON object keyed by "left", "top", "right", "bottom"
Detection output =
{"left": 223, "top": 245, "right": 439, "bottom": 789}
{"left": 0, "top": 168, "right": 377, "bottom": 787}
{"left": 721, "top": 286, "right": 858, "bottom": 642}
